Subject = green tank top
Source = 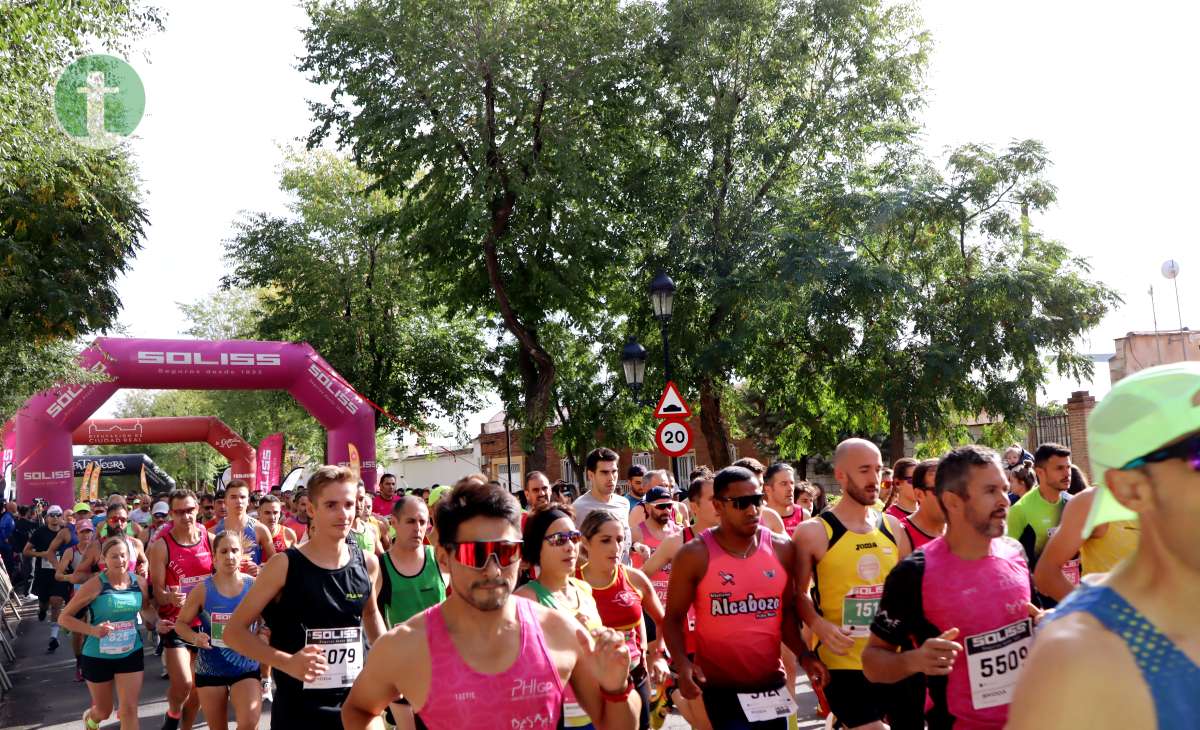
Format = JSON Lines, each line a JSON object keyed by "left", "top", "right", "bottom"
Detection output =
{"left": 82, "top": 573, "right": 143, "bottom": 659}
{"left": 379, "top": 546, "right": 446, "bottom": 628}
{"left": 350, "top": 522, "right": 377, "bottom": 554}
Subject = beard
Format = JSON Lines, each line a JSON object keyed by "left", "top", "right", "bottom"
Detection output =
{"left": 843, "top": 476, "right": 879, "bottom": 507}
{"left": 460, "top": 576, "right": 513, "bottom": 612}
{"left": 970, "top": 504, "right": 1007, "bottom": 538}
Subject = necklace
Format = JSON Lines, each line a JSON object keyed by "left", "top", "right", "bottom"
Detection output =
{"left": 734, "top": 533, "right": 759, "bottom": 559}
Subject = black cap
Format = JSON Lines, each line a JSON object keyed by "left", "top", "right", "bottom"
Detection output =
{"left": 644, "top": 486, "right": 673, "bottom": 504}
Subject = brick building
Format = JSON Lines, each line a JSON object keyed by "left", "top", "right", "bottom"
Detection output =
{"left": 475, "top": 411, "right": 762, "bottom": 491}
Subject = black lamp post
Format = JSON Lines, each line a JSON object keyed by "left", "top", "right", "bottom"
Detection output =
{"left": 621, "top": 270, "right": 681, "bottom": 485}
{"left": 620, "top": 337, "right": 648, "bottom": 402}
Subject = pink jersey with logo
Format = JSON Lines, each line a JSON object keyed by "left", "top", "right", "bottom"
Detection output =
{"left": 417, "top": 597, "right": 564, "bottom": 730}
{"left": 631, "top": 521, "right": 680, "bottom": 604}
{"left": 161, "top": 528, "right": 213, "bottom": 625}
{"left": 921, "top": 536, "right": 1031, "bottom": 730}
{"left": 779, "top": 506, "right": 805, "bottom": 535}
{"left": 693, "top": 526, "right": 786, "bottom": 689}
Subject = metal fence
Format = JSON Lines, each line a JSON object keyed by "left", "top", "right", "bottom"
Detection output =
{"left": 1032, "top": 414, "right": 1071, "bottom": 449}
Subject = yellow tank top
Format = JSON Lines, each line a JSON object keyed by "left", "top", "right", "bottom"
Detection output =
{"left": 813, "top": 510, "right": 899, "bottom": 670}
{"left": 1081, "top": 519, "right": 1139, "bottom": 575}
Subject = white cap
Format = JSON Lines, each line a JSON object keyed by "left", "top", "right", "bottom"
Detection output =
{"left": 151, "top": 501, "right": 170, "bottom": 515}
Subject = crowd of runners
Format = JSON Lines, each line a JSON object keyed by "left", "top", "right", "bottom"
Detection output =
{"left": 0, "top": 361, "right": 1197, "bottom": 729}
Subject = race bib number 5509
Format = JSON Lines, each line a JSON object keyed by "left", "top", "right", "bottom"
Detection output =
{"left": 965, "top": 619, "right": 1033, "bottom": 710}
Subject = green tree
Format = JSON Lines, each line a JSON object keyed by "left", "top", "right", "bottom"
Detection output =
{"left": 640, "top": 0, "right": 929, "bottom": 468}
{"left": 223, "top": 150, "right": 487, "bottom": 436}
{"left": 767, "top": 140, "right": 1118, "bottom": 461}
{"left": 300, "top": 0, "right": 659, "bottom": 470}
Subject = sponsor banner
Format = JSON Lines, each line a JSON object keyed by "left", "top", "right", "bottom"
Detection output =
{"left": 257, "top": 433, "right": 283, "bottom": 492}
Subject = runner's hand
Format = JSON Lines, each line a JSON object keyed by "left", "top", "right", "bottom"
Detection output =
{"left": 811, "top": 617, "right": 854, "bottom": 655}
{"left": 799, "top": 653, "right": 830, "bottom": 690}
{"left": 632, "top": 543, "right": 652, "bottom": 560}
{"left": 649, "top": 655, "right": 671, "bottom": 687}
{"left": 241, "top": 560, "right": 260, "bottom": 577}
{"left": 676, "top": 659, "right": 705, "bottom": 700}
{"left": 93, "top": 621, "right": 114, "bottom": 638}
{"left": 157, "top": 618, "right": 176, "bottom": 635}
{"left": 1027, "top": 602, "right": 1049, "bottom": 627}
{"left": 193, "top": 632, "right": 212, "bottom": 650}
{"left": 283, "top": 645, "right": 329, "bottom": 684}
{"left": 166, "top": 587, "right": 185, "bottom": 607}
{"left": 577, "top": 627, "right": 631, "bottom": 696}
{"left": 911, "top": 628, "right": 962, "bottom": 676}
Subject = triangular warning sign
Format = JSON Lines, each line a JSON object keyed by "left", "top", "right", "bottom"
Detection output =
{"left": 654, "top": 381, "right": 691, "bottom": 419}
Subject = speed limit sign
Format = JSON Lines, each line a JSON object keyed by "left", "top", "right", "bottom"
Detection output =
{"left": 655, "top": 419, "right": 692, "bottom": 457}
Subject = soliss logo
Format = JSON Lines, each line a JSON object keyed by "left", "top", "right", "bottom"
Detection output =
{"left": 136, "top": 351, "right": 281, "bottom": 366}
{"left": 24, "top": 470, "right": 73, "bottom": 480}
{"left": 46, "top": 362, "right": 107, "bottom": 417}
{"left": 308, "top": 363, "right": 359, "bottom": 415}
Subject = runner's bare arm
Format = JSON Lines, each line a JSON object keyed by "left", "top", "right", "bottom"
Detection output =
{"left": 48, "top": 527, "right": 71, "bottom": 557}
{"left": 146, "top": 538, "right": 175, "bottom": 606}
{"left": 883, "top": 512, "right": 912, "bottom": 558}
{"left": 223, "top": 551, "right": 301, "bottom": 671}
{"left": 626, "top": 566, "right": 665, "bottom": 625}
{"left": 68, "top": 543, "right": 99, "bottom": 583}
{"left": 639, "top": 533, "right": 681, "bottom": 578}
{"left": 171, "top": 582, "right": 210, "bottom": 648}
{"left": 1033, "top": 490, "right": 1090, "bottom": 601}
{"left": 1006, "top": 615, "right": 1145, "bottom": 730}
{"left": 256, "top": 522, "right": 276, "bottom": 563}
{"left": 53, "top": 548, "right": 74, "bottom": 583}
{"left": 760, "top": 507, "right": 785, "bottom": 535}
{"left": 777, "top": 538, "right": 829, "bottom": 688}
{"left": 662, "top": 540, "right": 706, "bottom": 698}
{"left": 552, "top": 609, "right": 639, "bottom": 730}
{"left": 629, "top": 504, "right": 646, "bottom": 532}
{"left": 57, "top": 576, "right": 103, "bottom": 635}
{"left": 791, "top": 520, "right": 824, "bottom": 627}
{"left": 362, "top": 552, "right": 387, "bottom": 645}
{"left": 341, "top": 623, "right": 426, "bottom": 730}
{"left": 134, "top": 539, "right": 149, "bottom": 577}
{"left": 283, "top": 526, "right": 297, "bottom": 547}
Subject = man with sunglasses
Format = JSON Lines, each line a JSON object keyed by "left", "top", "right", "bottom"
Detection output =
{"left": 342, "top": 480, "right": 641, "bottom": 730}
{"left": 895, "top": 459, "right": 945, "bottom": 551}
{"left": 793, "top": 438, "right": 913, "bottom": 730}
{"left": 224, "top": 465, "right": 386, "bottom": 730}
{"left": 885, "top": 458, "right": 919, "bottom": 522}
{"left": 665, "top": 465, "right": 829, "bottom": 729}
{"left": 1008, "top": 362, "right": 1200, "bottom": 730}
{"left": 630, "top": 487, "right": 682, "bottom": 606}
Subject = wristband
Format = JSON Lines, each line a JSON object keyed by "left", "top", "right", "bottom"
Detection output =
{"left": 600, "top": 678, "right": 635, "bottom": 702}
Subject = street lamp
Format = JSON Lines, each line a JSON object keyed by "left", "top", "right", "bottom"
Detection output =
{"left": 649, "top": 270, "right": 676, "bottom": 381}
{"left": 620, "top": 337, "right": 648, "bottom": 401}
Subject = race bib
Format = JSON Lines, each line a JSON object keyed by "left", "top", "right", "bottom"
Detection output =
{"left": 209, "top": 612, "right": 231, "bottom": 649}
{"left": 1061, "top": 558, "right": 1081, "bottom": 586}
{"left": 841, "top": 584, "right": 883, "bottom": 636}
{"left": 303, "top": 627, "right": 363, "bottom": 690}
{"left": 179, "top": 574, "right": 205, "bottom": 596}
{"left": 964, "top": 619, "right": 1033, "bottom": 710}
{"left": 100, "top": 620, "right": 137, "bottom": 655}
{"left": 737, "top": 688, "right": 797, "bottom": 723}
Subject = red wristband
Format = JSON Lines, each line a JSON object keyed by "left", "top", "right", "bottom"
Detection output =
{"left": 600, "top": 679, "right": 635, "bottom": 702}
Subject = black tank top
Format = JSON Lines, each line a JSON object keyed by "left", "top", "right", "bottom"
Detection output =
{"left": 265, "top": 544, "right": 370, "bottom": 725}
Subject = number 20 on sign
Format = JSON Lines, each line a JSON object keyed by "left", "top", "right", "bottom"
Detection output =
{"left": 656, "top": 419, "right": 692, "bottom": 457}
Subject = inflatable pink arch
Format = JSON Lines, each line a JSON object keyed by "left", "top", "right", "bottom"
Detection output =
{"left": 13, "top": 337, "right": 376, "bottom": 507}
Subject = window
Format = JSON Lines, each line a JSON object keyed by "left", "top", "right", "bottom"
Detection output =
{"left": 493, "top": 456, "right": 524, "bottom": 492}
{"left": 632, "top": 452, "right": 654, "bottom": 471}
{"left": 728, "top": 443, "right": 740, "bottom": 463}
{"left": 676, "top": 452, "right": 696, "bottom": 483}
{"left": 560, "top": 458, "right": 576, "bottom": 484}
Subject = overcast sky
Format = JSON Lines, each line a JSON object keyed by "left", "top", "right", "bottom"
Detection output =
{"left": 99, "top": 0, "right": 1198, "bottom": 424}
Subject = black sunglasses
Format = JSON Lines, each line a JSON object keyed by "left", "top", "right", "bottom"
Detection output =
{"left": 649, "top": 502, "right": 675, "bottom": 511}
{"left": 718, "top": 493, "right": 765, "bottom": 510}
{"left": 544, "top": 530, "right": 582, "bottom": 547}
{"left": 1121, "top": 433, "right": 1200, "bottom": 472}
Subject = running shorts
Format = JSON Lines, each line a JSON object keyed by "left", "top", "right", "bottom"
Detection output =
{"left": 700, "top": 683, "right": 791, "bottom": 730}
{"left": 81, "top": 651, "right": 145, "bottom": 683}
{"left": 196, "top": 670, "right": 262, "bottom": 688}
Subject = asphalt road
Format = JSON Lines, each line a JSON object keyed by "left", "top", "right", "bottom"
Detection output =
{"left": 1, "top": 594, "right": 828, "bottom": 729}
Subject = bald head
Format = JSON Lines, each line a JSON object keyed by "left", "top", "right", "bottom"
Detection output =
{"left": 833, "top": 438, "right": 884, "bottom": 506}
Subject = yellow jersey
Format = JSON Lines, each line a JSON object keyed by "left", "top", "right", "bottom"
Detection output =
{"left": 1081, "top": 519, "right": 1139, "bottom": 576}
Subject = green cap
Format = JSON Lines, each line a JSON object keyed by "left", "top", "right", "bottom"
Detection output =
{"left": 1085, "top": 361, "right": 1200, "bottom": 535}
{"left": 427, "top": 485, "right": 452, "bottom": 508}
{"left": 73, "top": 502, "right": 92, "bottom": 514}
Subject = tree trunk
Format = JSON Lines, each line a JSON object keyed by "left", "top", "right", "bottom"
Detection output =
{"left": 795, "top": 455, "right": 809, "bottom": 481}
{"left": 887, "top": 405, "right": 906, "bottom": 464}
{"left": 515, "top": 344, "right": 553, "bottom": 473}
{"left": 699, "top": 376, "right": 734, "bottom": 469}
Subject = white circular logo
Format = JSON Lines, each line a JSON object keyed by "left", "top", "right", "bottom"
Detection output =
{"left": 856, "top": 553, "right": 881, "bottom": 582}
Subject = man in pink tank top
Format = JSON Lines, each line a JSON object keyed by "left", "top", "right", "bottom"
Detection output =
{"left": 664, "top": 466, "right": 829, "bottom": 729}
{"left": 863, "top": 446, "right": 1042, "bottom": 730}
{"left": 762, "top": 463, "right": 806, "bottom": 537}
{"left": 340, "top": 481, "right": 642, "bottom": 730}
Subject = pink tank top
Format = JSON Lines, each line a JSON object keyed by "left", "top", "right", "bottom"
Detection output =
{"left": 161, "top": 529, "right": 213, "bottom": 624}
{"left": 898, "top": 514, "right": 938, "bottom": 550}
{"left": 921, "top": 536, "right": 1031, "bottom": 730}
{"left": 779, "top": 506, "right": 805, "bottom": 535}
{"left": 632, "top": 521, "right": 680, "bottom": 604}
{"left": 418, "top": 597, "right": 565, "bottom": 730}
{"left": 693, "top": 526, "right": 786, "bottom": 689}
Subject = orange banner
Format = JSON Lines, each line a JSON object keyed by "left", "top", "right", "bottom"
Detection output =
{"left": 79, "top": 462, "right": 94, "bottom": 503}
{"left": 89, "top": 461, "right": 101, "bottom": 501}
{"left": 140, "top": 463, "right": 148, "bottom": 495}
{"left": 347, "top": 442, "right": 361, "bottom": 481}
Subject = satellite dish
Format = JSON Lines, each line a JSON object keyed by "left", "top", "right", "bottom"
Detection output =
{"left": 1162, "top": 259, "right": 1181, "bottom": 279}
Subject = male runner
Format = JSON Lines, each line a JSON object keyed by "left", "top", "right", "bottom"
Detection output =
{"left": 625, "top": 464, "right": 647, "bottom": 510}
{"left": 257, "top": 495, "right": 297, "bottom": 554}
{"left": 204, "top": 490, "right": 225, "bottom": 530}
{"left": 884, "top": 458, "right": 919, "bottom": 521}
{"left": 24, "top": 505, "right": 70, "bottom": 650}
{"left": 630, "top": 487, "right": 681, "bottom": 606}
{"left": 340, "top": 480, "right": 640, "bottom": 730}
{"left": 573, "top": 448, "right": 633, "bottom": 562}
{"left": 199, "top": 495, "right": 216, "bottom": 526}
{"left": 864, "top": 445, "right": 1039, "bottom": 730}
{"left": 223, "top": 465, "right": 386, "bottom": 730}
{"left": 762, "top": 462, "right": 805, "bottom": 537}
{"left": 283, "top": 489, "right": 311, "bottom": 542}
{"left": 793, "top": 438, "right": 913, "bottom": 730}
{"left": 1008, "top": 362, "right": 1200, "bottom": 729}
{"left": 665, "top": 466, "right": 829, "bottom": 729}
{"left": 895, "top": 459, "right": 945, "bottom": 550}
{"left": 1006, "top": 442, "right": 1072, "bottom": 606}
{"left": 521, "top": 470, "right": 552, "bottom": 528}
{"left": 377, "top": 495, "right": 446, "bottom": 730}
{"left": 140, "top": 501, "right": 170, "bottom": 546}
{"left": 627, "top": 468, "right": 671, "bottom": 532}
{"left": 372, "top": 473, "right": 402, "bottom": 518}
{"left": 215, "top": 479, "right": 275, "bottom": 573}
{"left": 148, "top": 489, "right": 214, "bottom": 730}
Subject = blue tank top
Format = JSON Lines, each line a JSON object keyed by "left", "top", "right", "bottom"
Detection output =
{"left": 1051, "top": 584, "right": 1199, "bottom": 729}
{"left": 82, "top": 573, "right": 143, "bottom": 659}
{"left": 215, "top": 517, "right": 262, "bottom": 565}
{"left": 197, "top": 575, "right": 260, "bottom": 677}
